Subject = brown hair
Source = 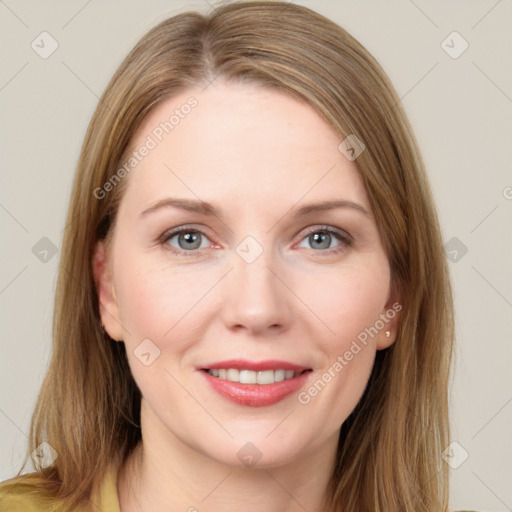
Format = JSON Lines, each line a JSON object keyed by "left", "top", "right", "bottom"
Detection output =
{"left": 4, "top": 1, "right": 454, "bottom": 510}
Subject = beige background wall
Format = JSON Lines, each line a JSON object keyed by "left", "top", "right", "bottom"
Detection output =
{"left": 1, "top": 1, "right": 511, "bottom": 510}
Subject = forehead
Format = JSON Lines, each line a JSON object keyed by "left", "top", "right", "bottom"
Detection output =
{"left": 120, "top": 81, "right": 369, "bottom": 215}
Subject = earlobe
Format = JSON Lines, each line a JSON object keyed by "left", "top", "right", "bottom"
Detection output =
{"left": 377, "top": 327, "right": 396, "bottom": 350}
{"left": 376, "top": 283, "right": 402, "bottom": 350}
{"left": 92, "top": 240, "right": 124, "bottom": 341}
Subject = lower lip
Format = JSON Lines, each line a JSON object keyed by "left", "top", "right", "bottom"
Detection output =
{"left": 200, "top": 370, "right": 312, "bottom": 407}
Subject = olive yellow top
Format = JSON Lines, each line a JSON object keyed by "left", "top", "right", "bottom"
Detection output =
{"left": 0, "top": 465, "right": 478, "bottom": 512}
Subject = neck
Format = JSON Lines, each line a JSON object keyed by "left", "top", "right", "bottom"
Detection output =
{"left": 117, "top": 400, "right": 339, "bottom": 512}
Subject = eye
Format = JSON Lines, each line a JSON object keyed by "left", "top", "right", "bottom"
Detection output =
{"left": 159, "top": 224, "right": 352, "bottom": 257}
{"left": 297, "top": 226, "right": 352, "bottom": 254}
{"left": 160, "top": 227, "right": 211, "bottom": 256}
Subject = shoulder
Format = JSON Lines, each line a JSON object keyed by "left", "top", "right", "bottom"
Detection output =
{"left": 0, "top": 463, "right": 121, "bottom": 512}
{"left": 0, "top": 473, "right": 58, "bottom": 512}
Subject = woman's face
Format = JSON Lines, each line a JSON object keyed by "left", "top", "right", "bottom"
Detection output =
{"left": 94, "top": 81, "right": 399, "bottom": 468}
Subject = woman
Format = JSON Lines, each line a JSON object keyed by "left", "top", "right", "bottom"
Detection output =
{"left": 0, "top": 1, "right": 464, "bottom": 511}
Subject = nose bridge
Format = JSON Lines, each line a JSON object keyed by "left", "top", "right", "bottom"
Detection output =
{"left": 221, "top": 233, "right": 292, "bottom": 333}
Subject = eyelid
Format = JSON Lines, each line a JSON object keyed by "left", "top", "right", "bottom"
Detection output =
{"left": 298, "top": 224, "right": 352, "bottom": 243}
{"left": 158, "top": 224, "right": 212, "bottom": 244}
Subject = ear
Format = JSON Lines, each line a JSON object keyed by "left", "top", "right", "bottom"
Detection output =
{"left": 376, "top": 280, "right": 402, "bottom": 350}
{"left": 92, "top": 240, "right": 124, "bottom": 341}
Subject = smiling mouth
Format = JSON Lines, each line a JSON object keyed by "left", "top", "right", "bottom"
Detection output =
{"left": 202, "top": 368, "right": 311, "bottom": 385}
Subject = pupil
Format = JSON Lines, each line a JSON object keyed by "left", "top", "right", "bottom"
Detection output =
{"left": 181, "top": 232, "right": 200, "bottom": 249}
{"left": 312, "top": 232, "right": 330, "bottom": 250}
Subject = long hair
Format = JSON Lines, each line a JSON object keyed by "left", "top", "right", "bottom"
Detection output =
{"left": 5, "top": 2, "right": 454, "bottom": 510}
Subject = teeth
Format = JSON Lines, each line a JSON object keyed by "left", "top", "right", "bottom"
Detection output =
{"left": 206, "top": 368, "right": 303, "bottom": 384}
{"left": 274, "top": 369, "right": 285, "bottom": 382}
{"left": 239, "top": 369, "right": 257, "bottom": 384}
{"left": 226, "top": 369, "right": 239, "bottom": 381}
{"left": 256, "top": 370, "right": 274, "bottom": 385}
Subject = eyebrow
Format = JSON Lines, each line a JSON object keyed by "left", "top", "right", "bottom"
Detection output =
{"left": 139, "top": 197, "right": 371, "bottom": 220}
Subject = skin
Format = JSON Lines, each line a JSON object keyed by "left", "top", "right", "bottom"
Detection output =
{"left": 93, "top": 80, "right": 399, "bottom": 512}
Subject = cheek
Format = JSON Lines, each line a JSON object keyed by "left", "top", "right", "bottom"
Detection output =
{"left": 294, "top": 264, "right": 388, "bottom": 422}
{"left": 112, "top": 255, "right": 207, "bottom": 393}
{"left": 303, "top": 260, "right": 390, "bottom": 348}
{"left": 113, "top": 253, "right": 200, "bottom": 347}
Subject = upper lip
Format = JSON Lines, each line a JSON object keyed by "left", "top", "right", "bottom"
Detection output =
{"left": 199, "top": 359, "right": 311, "bottom": 372}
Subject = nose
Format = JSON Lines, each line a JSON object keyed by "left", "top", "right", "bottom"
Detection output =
{"left": 220, "top": 246, "right": 293, "bottom": 336}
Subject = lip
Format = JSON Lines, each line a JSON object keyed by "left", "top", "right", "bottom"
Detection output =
{"left": 199, "top": 359, "right": 310, "bottom": 372}
{"left": 198, "top": 365, "right": 312, "bottom": 407}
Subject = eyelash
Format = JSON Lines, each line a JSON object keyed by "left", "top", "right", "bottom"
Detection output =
{"left": 158, "top": 225, "right": 353, "bottom": 257}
